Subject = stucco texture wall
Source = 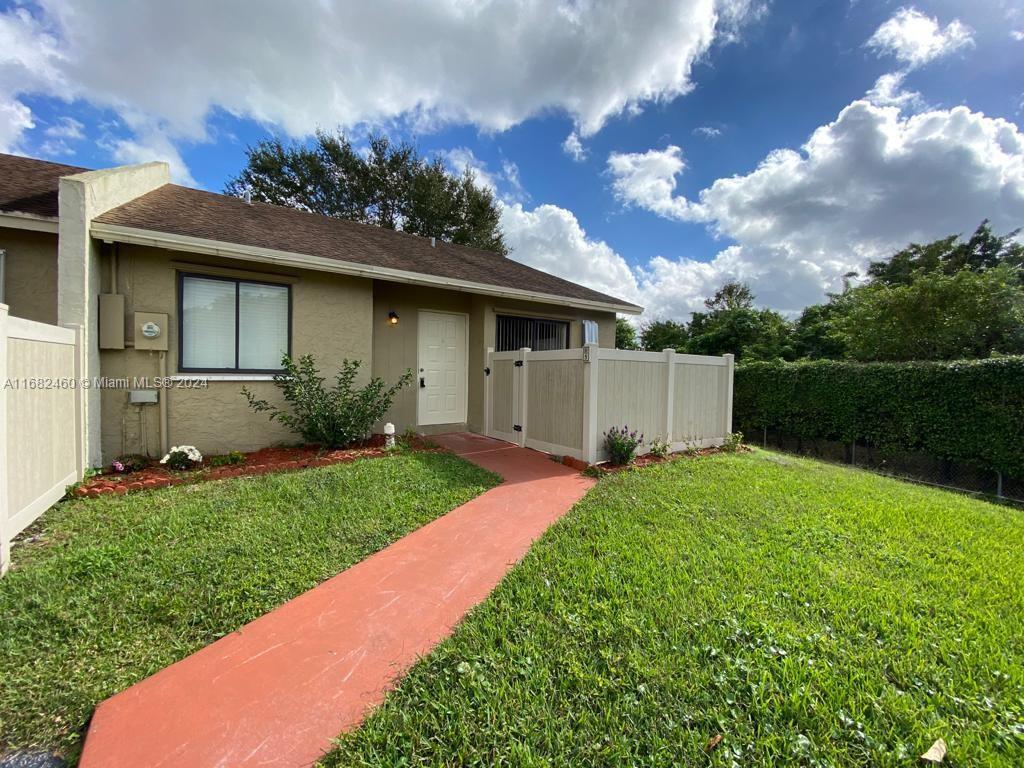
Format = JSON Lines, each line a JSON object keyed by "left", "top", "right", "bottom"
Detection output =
{"left": 0, "top": 228, "right": 58, "bottom": 324}
{"left": 99, "top": 245, "right": 373, "bottom": 461}
{"left": 372, "top": 280, "right": 615, "bottom": 434}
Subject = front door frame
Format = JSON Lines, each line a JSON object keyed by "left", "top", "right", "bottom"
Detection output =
{"left": 416, "top": 309, "right": 470, "bottom": 427}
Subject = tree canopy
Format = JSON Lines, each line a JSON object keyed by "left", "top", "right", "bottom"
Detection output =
{"left": 226, "top": 131, "right": 507, "bottom": 254}
{"left": 620, "top": 220, "right": 1024, "bottom": 363}
{"left": 639, "top": 319, "right": 689, "bottom": 352}
{"left": 615, "top": 317, "right": 639, "bottom": 350}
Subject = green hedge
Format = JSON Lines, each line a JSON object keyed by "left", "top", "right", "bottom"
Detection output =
{"left": 734, "top": 357, "right": 1024, "bottom": 477}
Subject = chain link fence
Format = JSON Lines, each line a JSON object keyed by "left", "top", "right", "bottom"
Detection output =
{"left": 750, "top": 426, "right": 1023, "bottom": 504}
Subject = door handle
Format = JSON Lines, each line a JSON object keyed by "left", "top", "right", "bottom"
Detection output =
{"left": 420, "top": 376, "right": 426, "bottom": 388}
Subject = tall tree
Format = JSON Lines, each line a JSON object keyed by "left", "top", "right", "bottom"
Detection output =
{"left": 639, "top": 319, "right": 689, "bottom": 352}
{"left": 792, "top": 302, "right": 847, "bottom": 360}
{"left": 226, "top": 130, "right": 507, "bottom": 254}
{"left": 834, "top": 265, "right": 1024, "bottom": 361}
{"left": 687, "top": 282, "right": 793, "bottom": 361}
{"left": 704, "top": 280, "right": 755, "bottom": 311}
{"left": 615, "top": 317, "right": 639, "bottom": 350}
{"left": 866, "top": 220, "right": 1023, "bottom": 286}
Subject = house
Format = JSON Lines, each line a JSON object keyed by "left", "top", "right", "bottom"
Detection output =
{"left": 0, "top": 153, "right": 641, "bottom": 465}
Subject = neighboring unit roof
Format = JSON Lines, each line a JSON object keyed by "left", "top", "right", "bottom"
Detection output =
{"left": 0, "top": 153, "right": 87, "bottom": 218}
{"left": 94, "top": 185, "right": 640, "bottom": 311}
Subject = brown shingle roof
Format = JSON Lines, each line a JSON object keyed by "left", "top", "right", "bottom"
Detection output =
{"left": 0, "top": 153, "right": 639, "bottom": 310}
{"left": 95, "top": 185, "right": 640, "bottom": 310}
{"left": 0, "top": 152, "right": 87, "bottom": 218}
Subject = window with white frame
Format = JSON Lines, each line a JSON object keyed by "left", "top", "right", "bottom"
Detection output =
{"left": 582, "top": 319, "right": 599, "bottom": 345}
{"left": 179, "top": 274, "right": 290, "bottom": 372}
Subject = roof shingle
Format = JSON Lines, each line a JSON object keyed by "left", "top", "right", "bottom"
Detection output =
{"left": 95, "top": 185, "right": 639, "bottom": 309}
{"left": 0, "top": 152, "right": 640, "bottom": 310}
{"left": 0, "top": 153, "right": 87, "bottom": 218}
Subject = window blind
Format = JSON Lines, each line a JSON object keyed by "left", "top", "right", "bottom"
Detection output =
{"left": 180, "top": 274, "right": 290, "bottom": 371}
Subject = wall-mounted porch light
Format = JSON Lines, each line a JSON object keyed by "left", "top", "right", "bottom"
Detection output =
{"left": 388, "top": 310, "right": 400, "bottom": 325}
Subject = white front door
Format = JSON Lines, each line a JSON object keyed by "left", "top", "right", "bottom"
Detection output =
{"left": 417, "top": 310, "right": 468, "bottom": 426}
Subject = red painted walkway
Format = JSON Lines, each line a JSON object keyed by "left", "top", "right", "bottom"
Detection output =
{"left": 79, "top": 434, "right": 593, "bottom": 768}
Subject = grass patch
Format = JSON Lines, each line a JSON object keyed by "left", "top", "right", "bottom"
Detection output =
{"left": 0, "top": 452, "right": 498, "bottom": 761}
{"left": 326, "top": 451, "right": 1024, "bottom": 767}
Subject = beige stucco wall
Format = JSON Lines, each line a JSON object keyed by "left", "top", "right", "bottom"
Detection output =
{"left": 99, "top": 245, "right": 373, "bottom": 461}
{"left": 372, "top": 280, "right": 615, "bottom": 434}
{"left": 0, "top": 228, "right": 58, "bottom": 324}
{"left": 97, "top": 241, "right": 617, "bottom": 460}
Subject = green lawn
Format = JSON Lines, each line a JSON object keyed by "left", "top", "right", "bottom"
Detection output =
{"left": 0, "top": 452, "right": 498, "bottom": 762}
{"left": 326, "top": 450, "right": 1024, "bottom": 767}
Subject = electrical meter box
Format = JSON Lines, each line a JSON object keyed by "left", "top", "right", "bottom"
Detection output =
{"left": 134, "top": 312, "right": 169, "bottom": 351}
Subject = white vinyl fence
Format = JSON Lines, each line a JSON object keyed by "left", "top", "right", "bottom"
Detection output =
{"left": 485, "top": 343, "right": 734, "bottom": 463}
{"left": 0, "top": 304, "right": 84, "bottom": 574}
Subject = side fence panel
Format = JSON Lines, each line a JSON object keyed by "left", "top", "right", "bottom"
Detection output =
{"left": 673, "top": 354, "right": 732, "bottom": 449}
{"left": 597, "top": 351, "right": 668, "bottom": 451}
{"left": 1, "top": 306, "right": 82, "bottom": 575}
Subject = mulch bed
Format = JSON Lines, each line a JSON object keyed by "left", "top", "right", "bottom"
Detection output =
{"left": 72, "top": 436, "right": 440, "bottom": 498}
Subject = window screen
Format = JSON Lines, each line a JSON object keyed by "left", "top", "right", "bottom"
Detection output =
{"left": 180, "top": 274, "right": 290, "bottom": 371}
{"left": 495, "top": 315, "right": 570, "bottom": 352}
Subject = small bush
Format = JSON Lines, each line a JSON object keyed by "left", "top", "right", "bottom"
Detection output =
{"left": 111, "top": 454, "right": 149, "bottom": 474}
{"left": 649, "top": 437, "right": 670, "bottom": 458}
{"left": 721, "top": 432, "right": 744, "bottom": 453}
{"left": 160, "top": 445, "right": 203, "bottom": 471}
{"left": 604, "top": 425, "right": 644, "bottom": 466}
{"left": 243, "top": 355, "right": 412, "bottom": 450}
{"left": 208, "top": 451, "right": 246, "bottom": 467}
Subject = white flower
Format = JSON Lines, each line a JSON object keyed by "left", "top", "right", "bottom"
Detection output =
{"left": 160, "top": 445, "right": 203, "bottom": 465}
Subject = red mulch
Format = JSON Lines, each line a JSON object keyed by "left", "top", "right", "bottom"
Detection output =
{"left": 73, "top": 436, "right": 439, "bottom": 498}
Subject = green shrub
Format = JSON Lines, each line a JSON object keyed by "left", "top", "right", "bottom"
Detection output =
{"left": 721, "top": 432, "right": 744, "bottom": 453}
{"left": 243, "top": 355, "right": 412, "bottom": 449}
{"left": 208, "top": 451, "right": 246, "bottom": 467}
{"left": 111, "top": 454, "right": 149, "bottom": 473}
{"left": 604, "top": 425, "right": 643, "bottom": 466}
{"left": 734, "top": 357, "right": 1024, "bottom": 476}
{"left": 648, "top": 437, "right": 670, "bottom": 458}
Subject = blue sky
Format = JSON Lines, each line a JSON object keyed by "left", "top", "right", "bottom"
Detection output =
{"left": 2, "top": 0, "right": 1022, "bottom": 318}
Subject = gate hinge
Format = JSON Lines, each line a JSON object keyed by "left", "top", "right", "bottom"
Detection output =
{"left": 484, "top": 367, "right": 491, "bottom": 376}
{"left": 513, "top": 424, "right": 523, "bottom": 432}
{"left": 514, "top": 360, "right": 524, "bottom": 367}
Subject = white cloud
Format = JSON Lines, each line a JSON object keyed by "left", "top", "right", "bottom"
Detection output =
{"left": 37, "top": 115, "right": 85, "bottom": 157}
{"left": 102, "top": 128, "right": 197, "bottom": 186}
{"left": 693, "top": 125, "right": 722, "bottom": 138}
{"left": 866, "top": 7, "right": 973, "bottom": 69}
{"left": 44, "top": 115, "right": 84, "bottom": 139}
{"left": 1013, "top": 30, "right": 1024, "bottom": 42}
{"left": 1, "top": 0, "right": 759, "bottom": 175}
{"left": 0, "top": 7, "right": 64, "bottom": 151}
{"left": 592, "top": 99, "right": 1024, "bottom": 318}
{"left": 500, "top": 202, "right": 641, "bottom": 305}
{"left": 0, "top": 98, "right": 34, "bottom": 153}
{"left": 607, "top": 145, "right": 704, "bottom": 221}
{"left": 562, "top": 131, "right": 587, "bottom": 162}
{"left": 443, "top": 147, "right": 499, "bottom": 191}
{"left": 864, "top": 71, "right": 924, "bottom": 110}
